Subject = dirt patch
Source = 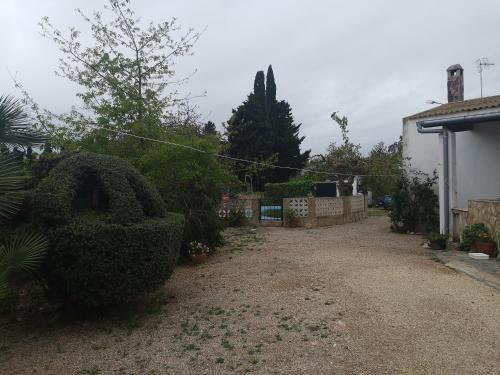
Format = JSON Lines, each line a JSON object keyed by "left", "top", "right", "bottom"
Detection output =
{"left": 1, "top": 217, "right": 499, "bottom": 374}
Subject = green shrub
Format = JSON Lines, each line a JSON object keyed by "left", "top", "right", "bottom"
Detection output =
{"left": 264, "top": 180, "right": 315, "bottom": 198}
{"left": 33, "top": 152, "right": 165, "bottom": 226}
{"left": 45, "top": 215, "right": 183, "bottom": 307}
{"left": 459, "top": 223, "right": 489, "bottom": 251}
{"left": 226, "top": 208, "right": 246, "bottom": 227}
{"left": 30, "top": 151, "right": 70, "bottom": 186}
{"left": 32, "top": 152, "right": 184, "bottom": 307}
{"left": 137, "top": 136, "right": 236, "bottom": 255}
{"left": 389, "top": 171, "right": 439, "bottom": 233}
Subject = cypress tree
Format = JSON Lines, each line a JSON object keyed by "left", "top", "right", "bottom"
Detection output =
{"left": 266, "top": 65, "right": 276, "bottom": 109}
{"left": 253, "top": 71, "right": 266, "bottom": 102}
{"left": 271, "top": 100, "right": 311, "bottom": 182}
{"left": 226, "top": 65, "right": 310, "bottom": 187}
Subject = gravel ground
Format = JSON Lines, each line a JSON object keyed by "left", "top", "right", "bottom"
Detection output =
{"left": 1, "top": 217, "right": 499, "bottom": 374}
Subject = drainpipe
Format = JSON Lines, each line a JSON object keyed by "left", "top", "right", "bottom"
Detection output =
{"left": 416, "top": 123, "right": 450, "bottom": 235}
{"left": 442, "top": 129, "right": 449, "bottom": 236}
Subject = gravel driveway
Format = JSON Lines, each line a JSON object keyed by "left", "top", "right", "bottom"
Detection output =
{"left": 2, "top": 217, "right": 499, "bottom": 374}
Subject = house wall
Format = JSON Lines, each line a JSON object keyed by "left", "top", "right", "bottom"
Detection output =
{"left": 454, "top": 122, "right": 500, "bottom": 208}
{"left": 402, "top": 117, "right": 440, "bottom": 177}
{"left": 403, "top": 110, "right": 500, "bottom": 235}
{"left": 402, "top": 110, "right": 500, "bottom": 209}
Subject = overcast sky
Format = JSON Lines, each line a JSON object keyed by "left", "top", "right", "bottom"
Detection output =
{"left": 2, "top": 0, "right": 500, "bottom": 154}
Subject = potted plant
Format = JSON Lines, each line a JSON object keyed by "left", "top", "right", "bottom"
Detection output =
{"left": 425, "top": 232, "right": 447, "bottom": 250}
{"left": 473, "top": 232, "right": 497, "bottom": 257}
{"left": 188, "top": 242, "right": 211, "bottom": 264}
{"left": 459, "top": 223, "right": 487, "bottom": 251}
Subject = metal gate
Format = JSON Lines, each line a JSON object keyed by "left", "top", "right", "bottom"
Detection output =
{"left": 259, "top": 198, "right": 283, "bottom": 222}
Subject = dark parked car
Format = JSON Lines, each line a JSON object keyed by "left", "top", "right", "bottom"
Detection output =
{"left": 378, "top": 195, "right": 393, "bottom": 209}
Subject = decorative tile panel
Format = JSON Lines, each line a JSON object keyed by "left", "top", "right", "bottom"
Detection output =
{"left": 287, "top": 197, "right": 309, "bottom": 217}
{"left": 316, "top": 197, "right": 343, "bottom": 217}
{"left": 351, "top": 195, "right": 365, "bottom": 213}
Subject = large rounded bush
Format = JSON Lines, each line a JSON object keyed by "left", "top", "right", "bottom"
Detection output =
{"left": 46, "top": 215, "right": 183, "bottom": 307}
{"left": 33, "top": 152, "right": 184, "bottom": 307}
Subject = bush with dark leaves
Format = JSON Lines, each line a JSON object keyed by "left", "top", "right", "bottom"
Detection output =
{"left": 33, "top": 152, "right": 184, "bottom": 307}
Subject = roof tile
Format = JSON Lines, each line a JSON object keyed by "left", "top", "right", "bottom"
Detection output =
{"left": 408, "top": 95, "right": 500, "bottom": 120}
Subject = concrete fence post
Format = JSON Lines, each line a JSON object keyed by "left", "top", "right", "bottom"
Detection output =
{"left": 364, "top": 194, "right": 368, "bottom": 219}
{"left": 306, "top": 195, "right": 316, "bottom": 228}
{"left": 342, "top": 196, "right": 351, "bottom": 223}
{"left": 238, "top": 194, "right": 260, "bottom": 225}
{"left": 283, "top": 198, "right": 290, "bottom": 226}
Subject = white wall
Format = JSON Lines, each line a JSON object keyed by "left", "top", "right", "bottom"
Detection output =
{"left": 402, "top": 117, "right": 440, "bottom": 177}
{"left": 403, "top": 110, "right": 500, "bottom": 209}
{"left": 403, "top": 110, "right": 500, "bottom": 234}
{"left": 455, "top": 121, "right": 500, "bottom": 207}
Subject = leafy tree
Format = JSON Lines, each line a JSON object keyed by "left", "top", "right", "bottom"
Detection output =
{"left": 138, "top": 131, "right": 237, "bottom": 253}
{"left": 364, "top": 140, "right": 401, "bottom": 199}
{"left": 20, "top": 0, "right": 231, "bottom": 251}
{"left": 307, "top": 113, "right": 366, "bottom": 195}
{"left": 28, "top": 0, "right": 201, "bottom": 153}
{"left": 226, "top": 65, "right": 309, "bottom": 189}
{"left": 203, "top": 121, "right": 217, "bottom": 135}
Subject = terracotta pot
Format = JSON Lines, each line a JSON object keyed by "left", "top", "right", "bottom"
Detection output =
{"left": 191, "top": 253, "right": 208, "bottom": 264}
{"left": 472, "top": 241, "right": 496, "bottom": 257}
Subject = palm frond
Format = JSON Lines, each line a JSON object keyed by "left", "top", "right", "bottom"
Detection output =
{"left": 0, "top": 230, "right": 48, "bottom": 274}
{"left": 0, "top": 154, "right": 25, "bottom": 223}
{"left": 0, "top": 231, "right": 48, "bottom": 300}
{"left": 0, "top": 95, "right": 46, "bottom": 147}
{"left": 0, "top": 253, "right": 8, "bottom": 299}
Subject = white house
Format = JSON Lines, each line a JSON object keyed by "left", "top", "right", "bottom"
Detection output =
{"left": 403, "top": 64, "right": 500, "bottom": 238}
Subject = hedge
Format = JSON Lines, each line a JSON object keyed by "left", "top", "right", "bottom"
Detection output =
{"left": 32, "top": 152, "right": 184, "bottom": 307}
{"left": 45, "top": 215, "right": 184, "bottom": 307}
{"left": 33, "top": 152, "right": 165, "bottom": 225}
{"left": 264, "top": 180, "right": 316, "bottom": 198}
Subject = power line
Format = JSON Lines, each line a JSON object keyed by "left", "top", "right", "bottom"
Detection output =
{"left": 86, "top": 123, "right": 398, "bottom": 177}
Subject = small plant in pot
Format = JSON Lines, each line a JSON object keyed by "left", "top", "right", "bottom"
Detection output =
{"left": 459, "top": 223, "right": 487, "bottom": 251}
{"left": 473, "top": 231, "right": 497, "bottom": 257}
{"left": 425, "top": 232, "right": 447, "bottom": 250}
{"left": 188, "top": 242, "right": 211, "bottom": 264}
{"left": 460, "top": 223, "right": 497, "bottom": 257}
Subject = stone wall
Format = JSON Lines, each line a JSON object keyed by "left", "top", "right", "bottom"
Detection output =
{"left": 467, "top": 200, "right": 500, "bottom": 234}
{"left": 452, "top": 200, "right": 500, "bottom": 241}
{"left": 284, "top": 195, "right": 367, "bottom": 228}
{"left": 232, "top": 194, "right": 368, "bottom": 228}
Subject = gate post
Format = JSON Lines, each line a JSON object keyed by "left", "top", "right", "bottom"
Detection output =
{"left": 306, "top": 195, "right": 316, "bottom": 228}
{"left": 238, "top": 194, "right": 260, "bottom": 225}
{"left": 342, "top": 196, "right": 351, "bottom": 224}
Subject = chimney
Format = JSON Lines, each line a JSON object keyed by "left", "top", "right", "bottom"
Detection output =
{"left": 447, "top": 64, "right": 464, "bottom": 102}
